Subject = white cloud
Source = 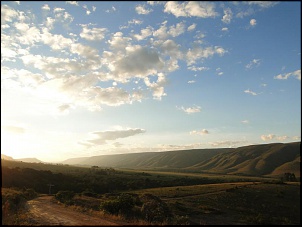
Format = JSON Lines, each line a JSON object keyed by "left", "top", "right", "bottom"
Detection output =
{"left": 190, "top": 129, "right": 209, "bottom": 135}
{"left": 81, "top": 128, "right": 146, "bottom": 146}
{"left": 133, "top": 27, "right": 153, "bottom": 41}
{"left": 244, "top": 89, "right": 258, "bottom": 96}
{"left": 222, "top": 8, "right": 232, "bottom": 24}
{"left": 147, "top": 1, "right": 163, "bottom": 6}
{"left": 164, "top": 1, "right": 218, "bottom": 18}
{"left": 1, "top": 4, "right": 18, "bottom": 24}
{"left": 107, "top": 32, "right": 132, "bottom": 52}
{"left": 80, "top": 26, "right": 107, "bottom": 41}
{"left": 66, "top": 1, "right": 79, "bottom": 6}
{"left": 241, "top": 120, "right": 249, "bottom": 124}
{"left": 42, "top": 4, "right": 50, "bottom": 11}
{"left": 188, "top": 80, "right": 195, "bottom": 84}
{"left": 292, "top": 136, "right": 301, "bottom": 140}
{"left": 261, "top": 134, "right": 275, "bottom": 141}
{"left": 274, "top": 69, "right": 301, "bottom": 81}
{"left": 222, "top": 27, "right": 228, "bottom": 31}
{"left": 144, "top": 73, "right": 167, "bottom": 100}
{"left": 247, "top": 1, "right": 278, "bottom": 8}
{"left": 276, "top": 135, "right": 289, "bottom": 141}
{"left": 188, "top": 66, "right": 209, "bottom": 71}
{"left": 209, "top": 140, "right": 243, "bottom": 147}
{"left": 135, "top": 4, "right": 153, "bottom": 15}
{"left": 153, "top": 22, "right": 168, "bottom": 40}
{"left": 112, "top": 45, "right": 164, "bottom": 82}
{"left": 54, "top": 7, "right": 65, "bottom": 13}
{"left": 186, "top": 46, "right": 227, "bottom": 66}
{"left": 83, "top": 5, "right": 91, "bottom": 15}
{"left": 250, "top": 18, "right": 257, "bottom": 26}
{"left": 105, "top": 6, "right": 116, "bottom": 13}
{"left": 246, "top": 59, "right": 261, "bottom": 69}
{"left": 168, "top": 22, "right": 186, "bottom": 37}
{"left": 187, "top": 23, "right": 196, "bottom": 32}
{"left": 178, "top": 105, "right": 201, "bottom": 114}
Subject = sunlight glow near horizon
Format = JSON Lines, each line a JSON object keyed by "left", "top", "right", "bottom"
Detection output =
{"left": 1, "top": 1, "right": 301, "bottom": 162}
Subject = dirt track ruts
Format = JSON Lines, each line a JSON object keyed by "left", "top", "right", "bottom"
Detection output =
{"left": 26, "top": 195, "right": 125, "bottom": 226}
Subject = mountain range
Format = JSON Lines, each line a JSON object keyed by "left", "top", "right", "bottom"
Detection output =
{"left": 61, "top": 142, "right": 300, "bottom": 177}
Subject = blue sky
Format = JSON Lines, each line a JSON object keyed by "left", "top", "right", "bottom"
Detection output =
{"left": 1, "top": 1, "right": 301, "bottom": 162}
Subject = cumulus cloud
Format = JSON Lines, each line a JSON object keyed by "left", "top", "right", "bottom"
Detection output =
{"left": 188, "top": 80, "right": 195, "bottom": 84}
{"left": 260, "top": 134, "right": 290, "bottom": 141}
{"left": 135, "top": 4, "right": 153, "bottom": 15}
{"left": 133, "top": 27, "right": 153, "bottom": 40}
{"left": 80, "top": 25, "right": 107, "bottom": 41}
{"left": 164, "top": 1, "right": 218, "bottom": 18}
{"left": 1, "top": 4, "right": 18, "bottom": 24}
{"left": 274, "top": 69, "right": 301, "bottom": 80}
{"left": 66, "top": 1, "right": 79, "bottom": 6}
{"left": 41, "top": 4, "right": 50, "bottom": 11}
{"left": 112, "top": 45, "right": 164, "bottom": 81}
{"left": 178, "top": 105, "right": 201, "bottom": 114}
{"left": 168, "top": 22, "right": 186, "bottom": 37}
{"left": 250, "top": 18, "right": 257, "bottom": 26}
{"left": 222, "top": 27, "right": 228, "bottom": 31}
{"left": 190, "top": 129, "right": 209, "bottom": 135}
{"left": 222, "top": 8, "right": 233, "bottom": 24}
{"left": 81, "top": 128, "right": 146, "bottom": 147}
{"left": 186, "top": 46, "right": 227, "bottom": 66}
{"left": 260, "top": 134, "right": 275, "bottom": 141}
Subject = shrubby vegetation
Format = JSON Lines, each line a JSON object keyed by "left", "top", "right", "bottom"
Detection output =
{"left": 2, "top": 159, "right": 300, "bottom": 225}
{"left": 2, "top": 165, "right": 232, "bottom": 195}
{"left": 2, "top": 188, "right": 38, "bottom": 225}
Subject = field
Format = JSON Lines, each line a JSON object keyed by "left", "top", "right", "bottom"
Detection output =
{"left": 1, "top": 159, "right": 300, "bottom": 225}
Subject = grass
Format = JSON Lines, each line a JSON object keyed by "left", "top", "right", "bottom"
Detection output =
{"left": 129, "top": 181, "right": 300, "bottom": 225}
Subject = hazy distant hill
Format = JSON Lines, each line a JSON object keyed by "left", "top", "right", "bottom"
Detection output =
{"left": 62, "top": 142, "right": 300, "bottom": 177}
{"left": 14, "top": 158, "right": 43, "bottom": 163}
{"left": 1, "top": 154, "right": 14, "bottom": 160}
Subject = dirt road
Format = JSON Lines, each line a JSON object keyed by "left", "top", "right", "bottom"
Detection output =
{"left": 26, "top": 195, "right": 126, "bottom": 226}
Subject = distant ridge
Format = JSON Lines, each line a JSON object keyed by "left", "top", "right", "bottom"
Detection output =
{"left": 14, "top": 158, "right": 43, "bottom": 163}
{"left": 1, "top": 154, "right": 14, "bottom": 161}
{"left": 62, "top": 142, "right": 300, "bottom": 177}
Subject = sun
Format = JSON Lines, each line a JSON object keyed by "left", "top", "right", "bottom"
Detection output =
{"left": 1, "top": 126, "right": 31, "bottom": 159}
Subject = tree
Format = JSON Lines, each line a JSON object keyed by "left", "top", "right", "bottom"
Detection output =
{"left": 283, "top": 173, "right": 296, "bottom": 182}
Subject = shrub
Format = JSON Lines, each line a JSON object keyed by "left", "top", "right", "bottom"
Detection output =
{"left": 100, "top": 193, "right": 136, "bottom": 218}
{"left": 55, "top": 190, "right": 75, "bottom": 205}
{"left": 140, "top": 193, "right": 172, "bottom": 224}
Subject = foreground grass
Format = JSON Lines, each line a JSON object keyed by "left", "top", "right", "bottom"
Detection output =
{"left": 130, "top": 181, "right": 300, "bottom": 225}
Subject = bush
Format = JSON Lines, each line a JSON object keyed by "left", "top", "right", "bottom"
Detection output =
{"left": 140, "top": 193, "right": 172, "bottom": 224}
{"left": 100, "top": 193, "right": 136, "bottom": 217}
{"left": 55, "top": 190, "right": 75, "bottom": 205}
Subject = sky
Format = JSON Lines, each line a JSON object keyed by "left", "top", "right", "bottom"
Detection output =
{"left": 1, "top": 1, "right": 301, "bottom": 163}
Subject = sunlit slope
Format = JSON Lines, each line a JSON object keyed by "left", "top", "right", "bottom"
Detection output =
{"left": 187, "top": 142, "right": 300, "bottom": 176}
{"left": 62, "top": 149, "right": 231, "bottom": 168}
{"left": 62, "top": 142, "right": 300, "bottom": 177}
